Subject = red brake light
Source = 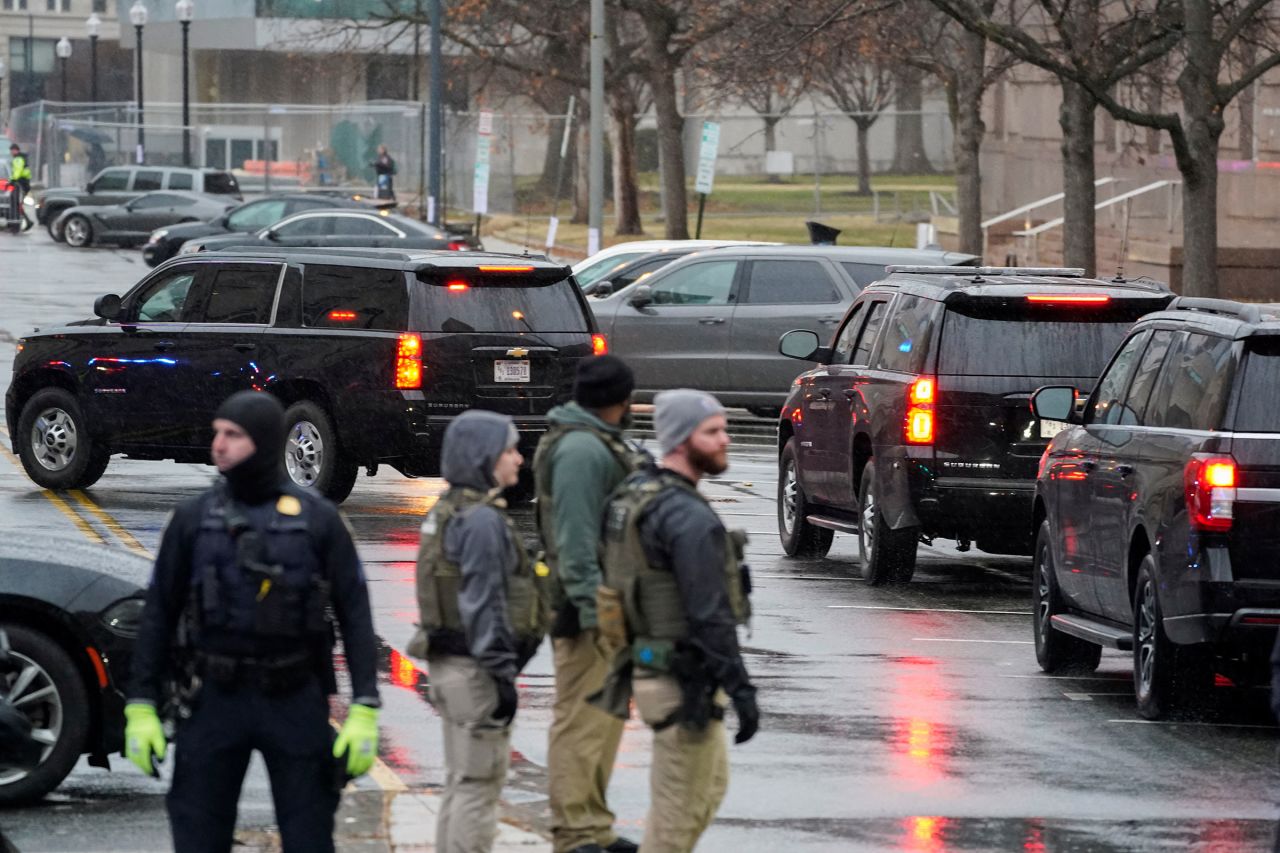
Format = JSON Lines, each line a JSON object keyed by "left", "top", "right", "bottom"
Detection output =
{"left": 1026, "top": 294, "right": 1111, "bottom": 304}
{"left": 478, "top": 265, "right": 534, "bottom": 273}
{"left": 1184, "top": 455, "right": 1236, "bottom": 531}
{"left": 447, "top": 241, "right": 467, "bottom": 251}
{"left": 447, "top": 281, "right": 469, "bottom": 292}
{"left": 905, "top": 376, "right": 936, "bottom": 444}
{"left": 592, "top": 334, "right": 608, "bottom": 356}
{"left": 395, "top": 332, "right": 423, "bottom": 389}
{"left": 328, "top": 310, "right": 357, "bottom": 321}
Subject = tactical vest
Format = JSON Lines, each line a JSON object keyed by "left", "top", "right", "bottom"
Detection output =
{"left": 415, "top": 487, "right": 550, "bottom": 646}
{"left": 597, "top": 470, "right": 750, "bottom": 671}
{"left": 190, "top": 487, "right": 331, "bottom": 644}
{"left": 533, "top": 420, "right": 644, "bottom": 609}
{"left": 9, "top": 155, "right": 30, "bottom": 183}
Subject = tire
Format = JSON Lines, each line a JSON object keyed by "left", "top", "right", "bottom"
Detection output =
{"left": 63, "top": 214, "right": 93, "bottom": 248}
{"left": 503, "top": 469, "right": 536, "bottom": 506}
{"left": 0, "top": 625, "right": 92, "bottom": 806}
{"left": 1133, "top": 555, "right": 1214, "bottom": 720}
{"left": 747, "top": 406, "right": 781, "bottom": 419}
{"left": 47, "top": 214, "right": 67, "bottom": 242}
{"left": 282, "top": 400, "right": 359, "bottom": 503}
{"left": 857, "top": 463, "right": 918, "bottom": 585}
{"left": 16, "top": 388, "right": 111, "bottom": 490}
{"left": 777, "top": 438, "right": 833, "bottom": 558}
{"left": 1032, "top": 520, "right": 1102, "bottom": 674}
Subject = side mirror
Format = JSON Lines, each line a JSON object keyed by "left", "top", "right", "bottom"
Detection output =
{"left": 779, "top": 329, "right": 822, "bottom": 361}
{"left": 593, "top": 280, "right": 614, "bottom": 298}
{"left": 217, "top": 213, "right": 230, "bottom": 228}
{"left": 265, "top": 229, "right": 280, "bottom": 242}
{"left": 1031, "top": 386, "right": 1079, "bottom": 422}
{"left": 86, "top": 179, "right": 96, "bottom": 193}
{"left": 628, "top": 284, "right": 653, "bottom": 308}
{"left": 94, "top": 293, "right": 123, "bottom": 320}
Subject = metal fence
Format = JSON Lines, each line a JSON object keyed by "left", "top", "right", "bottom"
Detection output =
{"left": 8, "top": 100, "right": 955, "bottom": 220}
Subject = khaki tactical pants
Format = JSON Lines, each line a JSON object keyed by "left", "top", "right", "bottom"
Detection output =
{"left": 633, "top": 674, "right": 729, "bottom": 853}
{"left": 428, "top": 654, "right": 512, "bottom": 853}
{"left": 548, "top": 629, "right": 625, "bottom": 852}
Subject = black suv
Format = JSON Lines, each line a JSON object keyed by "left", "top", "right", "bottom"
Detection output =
{"left": 775, "top": 266, "right": 1173, "bottom": 584}
{"left": 1030, "top": 298, "right": 1280, "bottom": 718}
{"left": 7, "top": 249, "right": 600, "bottom": 503}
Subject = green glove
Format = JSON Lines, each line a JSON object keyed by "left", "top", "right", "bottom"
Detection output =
{"left": 333, "top": 704, "right": 379, "bottom": 777}
{"left": 123, "top": 703, "right": 166, "bottom": 777}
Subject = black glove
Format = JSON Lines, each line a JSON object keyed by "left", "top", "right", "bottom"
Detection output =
{"left": 492, "top": 676, "right": 518, "bottom": 725}
{"left": 731, "top": 687, "right": 759, "bottom": 745}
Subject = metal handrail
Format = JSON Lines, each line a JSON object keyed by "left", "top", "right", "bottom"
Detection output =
{"left": 981, "top": 177, "right": 1120, "bottom": 230}
{"left": 1012, "top": 180, "right": 1181, "bottom": 237}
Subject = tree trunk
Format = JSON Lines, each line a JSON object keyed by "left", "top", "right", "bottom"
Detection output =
{"left": 854, "top": 117, "right": 874, "bottom": 195}
{"left": 891, "top": 67, "right": 933, "bottom": 174}
{"left": 610, "top": 94, "right": 643, "bottom": 234}
{"left": 1059, "top": 80, "right": 1097, "bottom": 276}
{"left": 951, "top": 28, "right": 986, "bottom": 257}
{"left": 763, "top": 112, "right": 782, "bottom": 184}
{"left": 644, "top": 15, "right": 689, "bottom": 239}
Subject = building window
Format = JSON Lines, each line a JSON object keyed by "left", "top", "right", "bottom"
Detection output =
{"left": 46, "top": 0, "right": 54, "bottom": 10}
{"left": 93, "top": 0, "right": 106, "bottom": 10}
{"left": 61, "top": 0, "right": 71, "bottom": 10}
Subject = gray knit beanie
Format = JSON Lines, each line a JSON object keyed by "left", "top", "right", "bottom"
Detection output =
{"left": 654, "top": 389, "right": 726, "bottom": 456}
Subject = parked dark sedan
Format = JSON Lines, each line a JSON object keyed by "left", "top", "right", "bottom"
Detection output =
{"left": 56, "top": 191, "right": 237, "bottom": 249}
{"left": 142, "top": 193, "right": 388, "bottom": 267}
{"left": 178, "top": 209, "right": 453, "bottom": 255}
{"left": 0, "top": 537, "right": 148, "bottom": 805}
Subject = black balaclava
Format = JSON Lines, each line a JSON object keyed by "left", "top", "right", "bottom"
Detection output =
{"left": 214, "top": 391, "right": 287, "bottom": 504}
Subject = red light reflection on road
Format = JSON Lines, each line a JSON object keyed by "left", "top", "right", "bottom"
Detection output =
{"left": 888, "top": 655, "right": 951, "bottom": 789}
{"left": 388, "top": 648, "right": 425, "bottom": 691}
{"left": 901, "top": 816, "right": 948, "bottom": 852}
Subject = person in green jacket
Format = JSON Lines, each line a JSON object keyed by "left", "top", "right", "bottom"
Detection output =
{"left": 7, "top": 144, "right": 33, "bottom": 232}
{"left": 533, "top": 355, "right": 645, "bottom": 853}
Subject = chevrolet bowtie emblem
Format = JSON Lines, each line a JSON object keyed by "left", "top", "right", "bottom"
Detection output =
{"left": 506, "top": 347, "right": 529, "bottom": 358}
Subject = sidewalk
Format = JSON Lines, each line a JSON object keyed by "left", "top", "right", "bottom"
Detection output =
{"left": 334, "top": 784, "right": 551, "bottom": 853}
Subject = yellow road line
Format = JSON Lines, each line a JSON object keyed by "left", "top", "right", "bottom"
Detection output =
{"left": 41, "top": 488, "right": 108, "bottom": 545}
{"left": 70, "top": 489, "right": 153, "bottom": 558}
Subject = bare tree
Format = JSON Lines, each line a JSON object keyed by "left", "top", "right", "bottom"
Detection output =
{"left": 816, "top": 56, "right": 896, "bottom": 195}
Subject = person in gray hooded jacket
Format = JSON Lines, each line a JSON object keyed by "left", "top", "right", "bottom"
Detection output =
{"left": 413, "top": 409, "right": 545, "bottom": 853}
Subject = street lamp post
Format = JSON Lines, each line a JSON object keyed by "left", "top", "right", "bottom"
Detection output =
{"left": 86, "top": 14, "right": 101, "bottom": 104}
{"left": 129, "top": 0, "right": 148, "bottom": 164}
{"left": 175, "top": 0, "right": 194, "bottom": 167}
{"left": 56, "top": 38, "right": 72, "bottom": 103}
{"left": 0, "top": 59, "right": 7, "bottom": 128}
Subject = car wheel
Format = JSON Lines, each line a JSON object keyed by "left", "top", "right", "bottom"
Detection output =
{"left": 1032, "top": 520, "right": 1102, "bottom": 673}
{"left": 503, "top": 469, "right": 535, "bottom": 506}
{"left": 0, "top": 625, "right": 92, "bottom": 806}
{"left": 283, "top": 400, "right": 359, "bottom": 503}
{"left": 63, "top": 215, "right": 93, "bottom": 248}
{"left": 16, "top": 388, "right": 110, "bottom": 490}
{"left": 777, "top": 438, "right": 833, "bottom": 558}
{"left": 1132, "top": 555, "right": 1214, "bottom": 720}
{"left": 47, "top": 216, "right": 67, "bottom": 242}
{"left": 857, "top": 463, "right": 918, "bottom": 585}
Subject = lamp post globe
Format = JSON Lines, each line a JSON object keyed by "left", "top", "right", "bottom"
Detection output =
{"left": 55, "top": 37, "right": 72, "bottom": 103}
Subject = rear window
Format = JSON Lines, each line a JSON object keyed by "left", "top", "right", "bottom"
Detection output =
{"left": 414, "top": 270, "right": 589, "bottom": 333}
{"left": 576, "top": 253, "right": 648, "bottom": 287}
{"left": 203, "top": 172, "right": 240, "bottom": 194}
{"left": 167, "top": 172, "right": 193, "bottom": 190}
{"left": 938, "top": 297, "right": 1165, "bottom": 377}
{"left": 1232, "top": 337, "right": 1278, "bottom": 432}
{"left": 302, "top": 265, "right": 408, "bottom": 330}
{"left": 201, "top": 266, "right": 280, "bottom": 324}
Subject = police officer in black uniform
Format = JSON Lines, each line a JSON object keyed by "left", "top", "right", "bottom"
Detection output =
{"left": 126, "top": 391, "right": 381, "bottom": 853}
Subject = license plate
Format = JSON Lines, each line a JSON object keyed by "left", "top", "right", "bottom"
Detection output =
{"left": 494, "top": 360, "right": 531, "bottom": 383}
{"left": 1040, "top": 419, "right": 1068, "bottom": 439}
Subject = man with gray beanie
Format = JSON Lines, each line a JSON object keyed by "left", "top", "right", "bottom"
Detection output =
{"left": 534, "top": 354, "right": 645, "bottom": 853}
{"left": 593, "top": 389, "right": 758, "bottom": 853}
{"left": 413, "top": 408, "right": 548, "bottom": 852}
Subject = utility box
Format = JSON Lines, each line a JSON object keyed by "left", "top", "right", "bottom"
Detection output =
{"left": 765, "top": 150, "right": 794, "bottom": 176}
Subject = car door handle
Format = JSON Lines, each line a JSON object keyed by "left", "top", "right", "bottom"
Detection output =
{"left": 232, "top": 342, "right": 257, "bottom": 352}
{"left": 1116, "top": 464, "right": 1135, "bottom": 477}
{"left": 819, "top": 316, "right": 840, "bottom": 325}
{"left": 153, "top": 340, "right": 175, "bottom": 352}
{"left": 698, "top": 317, "right": 726, "bottom": 325}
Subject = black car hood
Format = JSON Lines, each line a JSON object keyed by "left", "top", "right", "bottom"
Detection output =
{"left": 0, "top": 537, "right": 150, "bottom": 610}
{"left": 160, "top": 220, "right": 227, "bottom": 242}
{"left": 196, "top": 233, "right": 265, "bottom": 251}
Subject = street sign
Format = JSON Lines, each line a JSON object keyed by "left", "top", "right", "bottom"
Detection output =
{"left": 474, "top": 111, "right": 494, "bottom": 215}
{"left": 695, "top": 121, "right": 721, "bottom": 195}
{"left": 478, "top": 110, "right": 495, "bottom": 136}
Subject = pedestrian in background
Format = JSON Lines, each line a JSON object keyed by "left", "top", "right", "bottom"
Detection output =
{"left": 411, "top": 409, "right": 548, "bottom": 853}
{"left": 534, "top": 356, "right": 645, "bottom": 853}
{"left": 372, "top": 144, "right": 396, "bottom": 201}
{"left": 125, "top": 390, "right": 381, "bottom": 853}
{"left": 595, "top": 389, "right": 759, "bottom": 853}
{"left": 8, "top": 144, "right": 33, "bottom": 232}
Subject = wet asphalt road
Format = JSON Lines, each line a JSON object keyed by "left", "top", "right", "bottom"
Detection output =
{"left": 1, "top": 233, "right": 1279, "bottom": 852}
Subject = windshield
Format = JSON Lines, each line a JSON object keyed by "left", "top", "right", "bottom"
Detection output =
{"left": 1234, "top": 337, "right": 1280, "bottom": 432}
{"left": 574, "top": 253, "right": 648, "bottom": 287}
{"left": 939, "top": 298, "right": 1166, "bottom": 378}
{"left": 414, "top": 271, "right": 589, "bottom": 333}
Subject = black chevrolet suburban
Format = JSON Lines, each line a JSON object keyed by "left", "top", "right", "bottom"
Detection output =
{"left": 1031, "top": 298, "right": 1280, "bottom": 718}
{"left": 7, "top": 249, "right": 601, "bottom": 503}
{"left": 775, "top": 266, "right": 1173, "bottom": 584}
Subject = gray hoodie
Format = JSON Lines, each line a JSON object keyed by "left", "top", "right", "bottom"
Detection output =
{"left": 440, "top": 410, "right": 521, "bottom": 680}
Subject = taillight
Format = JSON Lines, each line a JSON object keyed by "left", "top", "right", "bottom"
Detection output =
{"left": 447, "top": 241, "right": 467, "bottom": 251}
{"left": 1026, "top": 294, "right": 1111, "bottom": 305}
{"left": 395, "top": 333, "right": 422, "bottom": 389}
{"left": 1184, "top": 454, "right": 1236, "bottom": 531}
{"left": 905, "top": 376, "right": 935, "bottom": 444}
{"left": 592, "top": 334, "right": 608, "bottom": 356}
{"left": 328, "top": 310, "right": 356, "bottom": 321}
{"left": 447, "top": 281, "right": 469, "bottom": 292}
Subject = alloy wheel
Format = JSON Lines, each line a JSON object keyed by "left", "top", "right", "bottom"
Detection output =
{"left": 860, "top": 487, "right": 877, "bottom": 559}
{"left": 29, "top": 407, "right": 78, "bottom": 472}
{"left": 1036, "top": 548, "right": 1052, "bottom": 639}
{"left": 285, "top": 420, "right": 324, "bottom": 487}
{"left": 64, "top": 218, "right": 88, "bottom": 246}
{"left": 1136, "top": 579, "right": 1158, "bottom": 694}
{"left": 781, "top": 461, "right": 799, "bottom": 536}
{"left": 0, "top": 651, "right": 61, "bottom": 787}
